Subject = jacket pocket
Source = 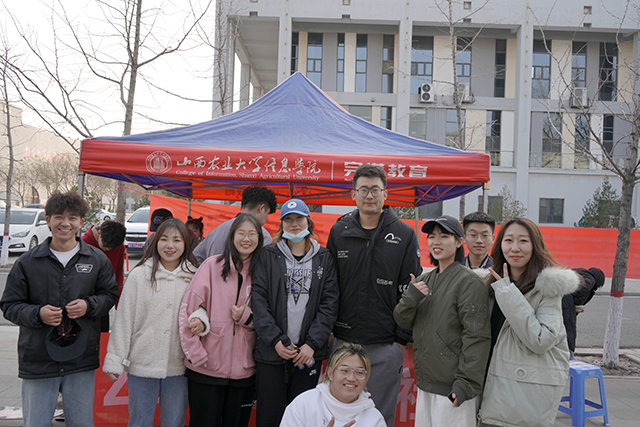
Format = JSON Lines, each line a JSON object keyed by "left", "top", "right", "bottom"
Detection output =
{"left": 242, "top": 330, "right": 257, "bottom": 369}
{"left": 203, "top": 325, "right": 225, "bottom": 372}
{"left": 498, "top": 359, "right": 567, "bottom": 386}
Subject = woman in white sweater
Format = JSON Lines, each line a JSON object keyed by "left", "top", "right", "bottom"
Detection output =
{"left": 280, "top": 343, "right": 386, "bottom": 427}
{"left": 103, "top": 218, "right": 198, "bottom": 427}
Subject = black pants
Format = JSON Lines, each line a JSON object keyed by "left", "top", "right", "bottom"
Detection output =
{"left": 255, "top": 361, "right": 321, "bottom": 427}
{"left": 187, "top": 379, "right": 255, "bottom": 427}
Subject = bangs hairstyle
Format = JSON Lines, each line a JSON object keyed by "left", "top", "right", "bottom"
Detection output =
{"left": 323, "top": 342, "right": 372, "bottom": 383}
{"left": 136, "top": 218, "right": 197, "bottom": 288}
{"left": 272, "top": 214, "right": 319, "bottom": 252}
{"left": 217, "top": 214, "right": 264, "bottom": 280}
{"left": 488, "top": 217, "right": 561, "bottom": 295}
{"left": 45, "top": 191, "right": 89, "bottom": 218}
{"left": 427, "top": 223, "right": 465, "bottom": 266}
{"left": 462, "top": 211, "right": 496, "bottom": 232}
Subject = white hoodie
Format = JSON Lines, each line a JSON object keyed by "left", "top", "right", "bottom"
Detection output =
{"left": 280, "top": 381, "right": 386, "bottom": 427}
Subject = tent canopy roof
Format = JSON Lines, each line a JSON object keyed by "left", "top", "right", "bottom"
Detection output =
{"left": 80, "top": 73, "right": 490, "bottom": 206}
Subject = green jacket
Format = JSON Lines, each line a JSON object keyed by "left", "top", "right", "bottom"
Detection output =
{"left": 393, "top": 262, "right": 490, "bottom": 403}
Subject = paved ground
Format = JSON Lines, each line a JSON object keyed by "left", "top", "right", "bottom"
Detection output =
{"left": 1, "top": 260, "right": 639, "bottom": 425}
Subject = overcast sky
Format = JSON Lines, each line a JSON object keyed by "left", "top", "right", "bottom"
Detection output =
{"left": 2, "top": 0, "right": 220, "bottom": 138}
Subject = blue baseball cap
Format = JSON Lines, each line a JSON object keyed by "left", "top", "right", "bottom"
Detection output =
{"left": 280, "top": 199, "right": 310, "bottom": 219}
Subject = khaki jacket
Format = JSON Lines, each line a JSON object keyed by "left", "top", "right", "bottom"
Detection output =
{"left": 479, "top": 267, "right": 580, "bottom": 427}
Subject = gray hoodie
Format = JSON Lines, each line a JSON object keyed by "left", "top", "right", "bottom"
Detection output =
{"left": 276, "top": 239, "right": 321, "bottom": 345}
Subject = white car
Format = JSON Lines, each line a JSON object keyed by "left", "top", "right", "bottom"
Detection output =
{"left": 0, "top": 208, "right": 51, "bottom": 253}
{"left": 124, "top": 206, "right": 150, "bottom": 254}
{"left": 94, "top": 209, "right": 116, "bottom": 221}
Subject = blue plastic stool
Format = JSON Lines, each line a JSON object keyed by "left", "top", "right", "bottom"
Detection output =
{"left": 558, "top": 360, "right": 610, "bottom": 427}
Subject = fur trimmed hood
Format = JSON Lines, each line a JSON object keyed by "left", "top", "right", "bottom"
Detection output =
{"left": 473, "top": 266, "right": 580, "bottom": 297}
{"left": 534, "top": 267, "right": 580, "bottom": 297}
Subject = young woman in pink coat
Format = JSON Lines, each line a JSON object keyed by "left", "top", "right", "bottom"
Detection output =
{"left": 179, "top": 214, "right": 264, "bottom": 427}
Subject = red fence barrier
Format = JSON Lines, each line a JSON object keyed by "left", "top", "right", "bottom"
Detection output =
{"left": 149, "top": 194, "right": 640, "bottom": 278}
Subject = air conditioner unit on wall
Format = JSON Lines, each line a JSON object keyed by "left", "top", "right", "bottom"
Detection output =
{"left": 570, "top": 87, "right": 588, "bottom": 108}
{"left": 419, "top": 83, "right": 435, "bottom": 103}
{"left": 457, "top": 82, "right": 471, "bottom": 103}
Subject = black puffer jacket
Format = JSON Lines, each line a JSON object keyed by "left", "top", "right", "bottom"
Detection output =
{"left": 562, "top": 268, "right": 599, "bottom": 352}
{"left": 327, "top": 206, "right": 421, "bottom": 345}
{"left": 0, "top": 238, "right": 118, "bottom": 379}
{"left": 252, "top": 243, "right": 339, "bottom": 364}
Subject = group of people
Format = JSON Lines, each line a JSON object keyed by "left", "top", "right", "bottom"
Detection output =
{"left": 0, "top": 164, "right": 605, "bottom": 427}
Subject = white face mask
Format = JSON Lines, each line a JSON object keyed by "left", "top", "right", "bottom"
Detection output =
{"left": 282, "top": 228, "right": 310, "bottom": 243}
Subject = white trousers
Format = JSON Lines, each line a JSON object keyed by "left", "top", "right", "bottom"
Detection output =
{"left": 414, "top": 389, "right": 478, "bottom": 427}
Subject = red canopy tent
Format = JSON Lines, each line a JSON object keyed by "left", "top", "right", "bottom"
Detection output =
{"left": 79, "top": 73, "right": 490, "bottom": 206}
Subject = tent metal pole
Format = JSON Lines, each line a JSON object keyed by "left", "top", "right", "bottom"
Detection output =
{"left": 187, "top": 199, "right": 192, "bottom": 216}
{"left": 414, "top": 206, "right": 420, "bottom": 237}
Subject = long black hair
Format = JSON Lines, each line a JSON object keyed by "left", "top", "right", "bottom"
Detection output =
{"left": 216, "top": 213, "right": 264, "bottom": 280}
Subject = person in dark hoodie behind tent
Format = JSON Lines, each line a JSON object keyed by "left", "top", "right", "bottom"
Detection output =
{"left": 562, "top": 267, "right": 605, "bottom": 358}
{"left": 252, "top": 199, "right": 339, "bottom": 427}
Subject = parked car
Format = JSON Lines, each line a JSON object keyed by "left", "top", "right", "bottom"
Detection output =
{"left": 124, "top": 206, "right": 150, "bottom": 254}
{"left": 92, "top": 209, "right": 116, "bottom": 221}
{"left": 0, "top": 208, "right": 50, "bottom": 253}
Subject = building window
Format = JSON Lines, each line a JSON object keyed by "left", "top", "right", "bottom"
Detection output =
{"left": 542, "top": 112, "right": 562, "bottom": 168}
{"left": 456, "top": 37, "right": 472, "bottom": 85}
{"left": 421, "top": 201, "right": 443, "bottom": 219}
{"left": 574, "top": 113, "right": 590, "bottom": 169}
{"left": 348, "top": 105, "right": 372, "bottom": 122}
{"left": 380, "top": 106, "right": 392, "bottom": 130}
{"left": 446, "top": 109, "right": 465, "bottom": 148}
{"left": 539, "top": 198, "right": 564, "bottom": 224}
{"left": 382, "top": 34, "right": 394, "bottom": 94}
{"left": 478, "top": 195, "right": 504, "bottom": 223}
{"left": 291, "top": 32, "right": 299, "bottom": 74}
{"left": 307, "top": 33, "right": 323, "bottom": 87}
{"left": 603, "top": 114, "right": 614, "bottom": 155}
{"left": 532, "top": 40, "right": 551, "bottom": 99}
{"left": 599, "top": 43, "right": 617, "bottom": 101}
{"left": 355, "top": 34, "right": 368, "bottom": 92}
{"left": 486, "top": 111, "right": 501, "bottom": 166}
{"left": 572, "top": 42, "right": 587, "bottom": 88}
{"left": 410, "top": 36, "right": 433, "bottom": 94}
{"left": 337, "top": 33, "right": 345, "bottom": 91}
{"left": 409, "top": 108, "right": 426, "bottom": 140}
{"left": 494, "top": 39, "right": 506, "bottom": 98}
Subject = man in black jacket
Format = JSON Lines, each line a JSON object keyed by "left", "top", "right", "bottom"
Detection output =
{"left": 562, "top": 267, "right": 605, "bottom": 358}
{"left": 327, "top": 164, "right": 422, "bottom": 427}
{"left": 1, "top": 191, "right": 118, "bottom": 427}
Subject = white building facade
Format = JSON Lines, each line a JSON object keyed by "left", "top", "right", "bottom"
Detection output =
{"left": 215, "top": 0, "right": 640, "bottom": 226}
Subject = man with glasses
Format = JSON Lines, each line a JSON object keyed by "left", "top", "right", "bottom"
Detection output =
{"left": 461, "top": 212, "right": 495, "bottom": 269}
{"left": 327, "top": 164, "right": 421, "bottom": 427}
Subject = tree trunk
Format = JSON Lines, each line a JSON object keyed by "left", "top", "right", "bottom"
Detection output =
{"left": 602, "top": 135, "right": 637, "bottom": 367}
{"left": 1, "top": 61, "right": 15, "bottom": 267}
{"left": 116, "top": 0, "right": 143, "bottom": 223}
{"left": 459, "top": 194, "right": 466, "bottom": 220}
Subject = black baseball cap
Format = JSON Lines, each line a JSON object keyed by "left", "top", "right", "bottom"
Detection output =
{"left": 149, "top": 208, "right": 173, "bottom": 232}
{"left": 45, "top": 317, "right": 87, "bottom": 362}
{"left": 421, "top": 215, "right": 464, "bottom": 238}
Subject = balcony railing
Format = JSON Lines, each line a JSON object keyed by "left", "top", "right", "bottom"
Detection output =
{"left": 529, "top": 152, "right": 627, "bottom": 170}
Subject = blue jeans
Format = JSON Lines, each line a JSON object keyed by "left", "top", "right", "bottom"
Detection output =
{"left": 22, "top": 370, "right": 95, "bottom": 427}
{"left": 127, "top": 373, "right": 188, "bottom": 427}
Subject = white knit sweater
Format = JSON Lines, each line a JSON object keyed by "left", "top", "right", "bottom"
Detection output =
{"left": 103, "top": 259, "right": 195, "bottom": 379}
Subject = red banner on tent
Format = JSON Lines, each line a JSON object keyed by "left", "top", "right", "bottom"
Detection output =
{"left": 81, "top": 141, "right": 489, "bottom": 186}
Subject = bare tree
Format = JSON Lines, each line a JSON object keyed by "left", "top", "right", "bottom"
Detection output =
{"left": 0, "top": 41, "right": 17, "bottom": 267}
{"left": 4, "top": 0, "right": 214, "bottom": 221}
{"left": 533, "top": 2, "right": 639, "bottom": 368}
{"left": 433, "top": 0, "right": 491, "bottom": 219}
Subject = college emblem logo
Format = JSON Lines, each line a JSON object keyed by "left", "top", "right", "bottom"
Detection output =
{"left": 145, "top": 151, "right": 172, "bottom": 175}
